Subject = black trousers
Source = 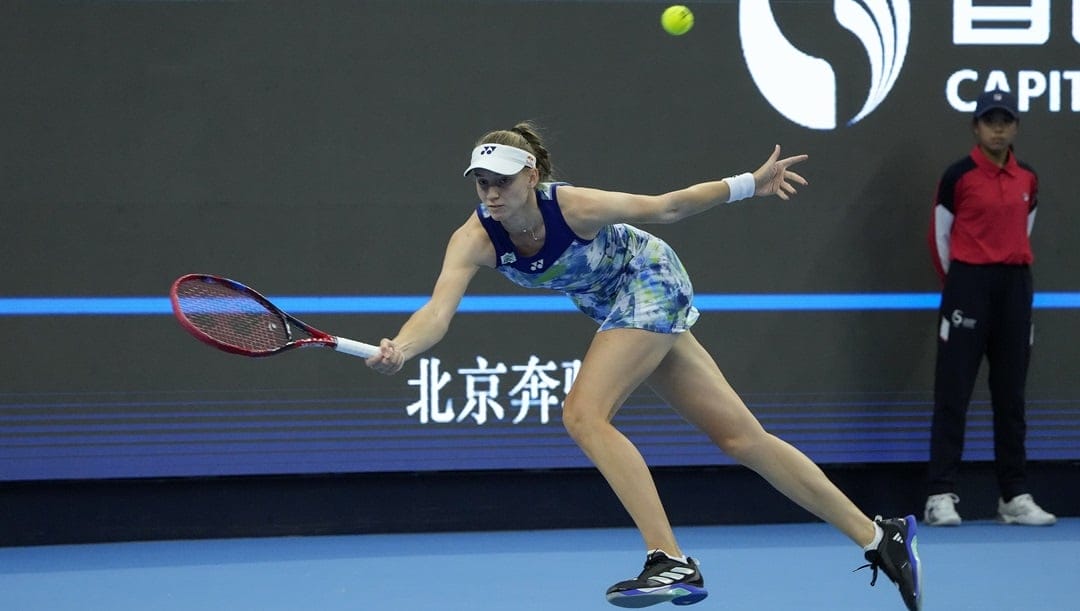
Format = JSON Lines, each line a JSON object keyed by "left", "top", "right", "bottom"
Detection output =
{"left": 927, "top": 262, "right": 1033, "bottom": 501}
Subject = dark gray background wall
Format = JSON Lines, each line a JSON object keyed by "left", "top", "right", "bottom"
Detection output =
{"left": 4, "top": 0, "right": 1078, "bottom": 292}
{"left": 5, "top": 1, "right": 1078, "bottom": 386}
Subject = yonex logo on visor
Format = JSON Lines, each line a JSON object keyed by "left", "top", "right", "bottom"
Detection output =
{"left": 464, "top": 144, "right": 537, "bottom": 177}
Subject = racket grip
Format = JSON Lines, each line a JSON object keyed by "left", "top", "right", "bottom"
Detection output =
{"left": 333, "top": 337, "right": 380, "bottom": 358}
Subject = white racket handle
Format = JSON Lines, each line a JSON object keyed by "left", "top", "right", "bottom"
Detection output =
{"left": 333, "top": 337, "right": 380, "bottom": 358}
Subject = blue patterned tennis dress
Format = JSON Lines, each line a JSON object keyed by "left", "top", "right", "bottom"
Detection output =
{"left": 476, "top": 183, "right": 699, "bottom": 333}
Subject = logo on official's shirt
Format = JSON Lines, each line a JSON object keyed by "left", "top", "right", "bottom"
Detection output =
{"left": 500, "top": 252, "right": 517, "bottom": 265}
{"left": 950, "top": 309, "right": 977, "bottom": 329}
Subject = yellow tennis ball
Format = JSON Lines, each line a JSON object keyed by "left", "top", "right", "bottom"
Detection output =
{"left": 661, "top": 5, "right": 694, "bottom": 36}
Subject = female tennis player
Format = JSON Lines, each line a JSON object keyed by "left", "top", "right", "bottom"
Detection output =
{"left": 365, "top": 122, "right": 921, "bottom": 610}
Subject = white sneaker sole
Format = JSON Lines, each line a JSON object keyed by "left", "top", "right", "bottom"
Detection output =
{"left": 924, "top": 512, "right": 961, "bottom": 526}
{"left": 997, "top": 514, "right": 1057, "bottom": 526}
{"left": 607, "top": 585, "right": 708, "bottom": 608}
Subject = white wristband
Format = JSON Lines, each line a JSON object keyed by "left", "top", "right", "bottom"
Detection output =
{"left": 723, "top": 172, "right": 755, "bottom": 203}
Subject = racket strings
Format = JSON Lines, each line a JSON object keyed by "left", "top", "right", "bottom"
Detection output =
{"left": 175, "top": 279, "right": 293, "bottom": 352}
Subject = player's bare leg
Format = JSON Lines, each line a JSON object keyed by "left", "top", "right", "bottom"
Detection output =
{"left": 561, "top": 327, "right": 682, "bottom": 554}
{"left": 648, "top": 331, "right": 874, "bottom": 544}
{"left": 562, "top": 329, "right": 709, "bottom": 607}
{"left": 647, "top": 332, "right": 922, "bottom": 610}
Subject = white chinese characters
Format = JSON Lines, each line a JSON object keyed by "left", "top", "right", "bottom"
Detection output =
{"left": 406, "top": 355, "right": 581, "bottom": 425}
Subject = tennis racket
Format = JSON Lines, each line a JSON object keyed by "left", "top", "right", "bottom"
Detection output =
{"left": 169, "top": 273, "right": 379, "bottom": 359}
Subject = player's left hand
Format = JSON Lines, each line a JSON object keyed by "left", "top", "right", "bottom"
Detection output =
{"left": 753, "top": 144, "right": 809, "bottom": 200}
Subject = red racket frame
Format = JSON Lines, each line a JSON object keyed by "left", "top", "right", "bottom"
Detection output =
{"left": 169, "top": 274, "right": 376, "bottom": 358}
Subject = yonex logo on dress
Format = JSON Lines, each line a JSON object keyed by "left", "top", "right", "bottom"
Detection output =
{"left": 529, "top": 259, "right": 544, "bottom": 271}
{"left": 739, "top": 0, "right": 910, "bottom": 130}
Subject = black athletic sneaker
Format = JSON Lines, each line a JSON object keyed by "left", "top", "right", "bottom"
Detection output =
{"left": 859, "top": 515, "right": 923, "bottom": 611}
{"left": 606, "top": 550, "right": 708, "bottom": 608}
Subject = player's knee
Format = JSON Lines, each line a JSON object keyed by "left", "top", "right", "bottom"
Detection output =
{"left": 560, "top": 394, "right": 607, "bottom": 443}
{"left": 715, "top": 431, "right": 766, "bottom": 464}
{"left": 560, "top": 401, "right": 589, "bottom": 441}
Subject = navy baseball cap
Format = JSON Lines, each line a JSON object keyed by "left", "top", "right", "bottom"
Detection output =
{"left": 973, "top": 89, "right": 1019, "bottom": 120}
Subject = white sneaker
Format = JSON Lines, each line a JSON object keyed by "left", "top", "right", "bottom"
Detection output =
{"left": 925, "top": 493, "right": 962, "bottom": 526}
{"left": 997, "top": 494, "right": 1057, "bottom": 526}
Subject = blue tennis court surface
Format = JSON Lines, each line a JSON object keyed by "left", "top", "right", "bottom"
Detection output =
{"left": 1, "top": 519, "right": 1076, "bottom": 610}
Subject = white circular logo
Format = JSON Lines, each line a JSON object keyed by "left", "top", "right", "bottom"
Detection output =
{"left": 739, "top": 0, "right": 910, "bottom": 130}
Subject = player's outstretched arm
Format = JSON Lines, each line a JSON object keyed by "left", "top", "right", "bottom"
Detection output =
{"left": 560, "top": 145, "right": 809, "bottom": 235}
{"left": 365, "top": 219, "right": 487, "bottom": 375}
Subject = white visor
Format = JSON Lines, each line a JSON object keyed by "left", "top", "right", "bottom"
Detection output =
{"left": 463, "top": 144, "right": 537, "bottom": 177}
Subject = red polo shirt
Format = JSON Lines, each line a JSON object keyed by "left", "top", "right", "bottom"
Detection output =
{"left": 928, "top": 144, "right": 1038, "bottom": 279}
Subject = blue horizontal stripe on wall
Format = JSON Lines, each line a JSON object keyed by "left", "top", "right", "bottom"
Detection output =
{"left": 2, "top": 292, "right": 1080, "bottom": 316}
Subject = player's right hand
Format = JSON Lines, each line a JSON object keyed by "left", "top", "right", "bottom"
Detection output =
{"left": 366, "top": 338, "right": 405, "bottom": 375}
